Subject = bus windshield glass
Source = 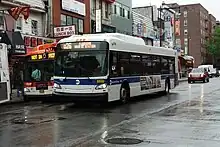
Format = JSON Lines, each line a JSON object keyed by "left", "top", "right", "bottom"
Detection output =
{"left": 24, "top": 60, "right": 54, "bottom": 82}
{"left": 55, "top": 41, "right": 108, "bottom": 77}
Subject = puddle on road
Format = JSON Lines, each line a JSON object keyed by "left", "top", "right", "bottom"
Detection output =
{"left": 106, "top": 137, "right": 144, "bottom": 145}
{"left": 11, "top": 116, "right": 66, "bottom": 125}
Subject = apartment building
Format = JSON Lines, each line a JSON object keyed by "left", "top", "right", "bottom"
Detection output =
{"left": 167, "top": 3, "right": 215, "bottom": 67}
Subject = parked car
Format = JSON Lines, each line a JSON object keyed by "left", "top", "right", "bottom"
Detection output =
{"left": 188, "top": 68, "right": 209, "bottom": 83}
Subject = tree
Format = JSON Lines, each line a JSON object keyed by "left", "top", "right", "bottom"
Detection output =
{"left": 206, "top": 26, "right": 220, "bottom": 64}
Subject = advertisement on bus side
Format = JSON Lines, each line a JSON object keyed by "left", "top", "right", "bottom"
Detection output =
{"left": 140, "top": 75, "right": 161, "bottom": 90}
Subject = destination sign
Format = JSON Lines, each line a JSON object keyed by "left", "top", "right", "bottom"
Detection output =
{"left": 30, "top": 52, "right": 55, "bottom": 61}
{"left": 59, "top": 41, "right": 108, "bottom": 50}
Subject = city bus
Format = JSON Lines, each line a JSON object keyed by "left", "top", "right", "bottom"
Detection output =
{"left": 23, "top": 43, "right": 56, "bottom": 101}
{"left": 53, "top": 33, "right": 178, "bottom": 103}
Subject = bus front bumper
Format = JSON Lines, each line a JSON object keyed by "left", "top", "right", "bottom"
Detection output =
{"left": 52, "top": 92, "right": 108, "bottom": 102}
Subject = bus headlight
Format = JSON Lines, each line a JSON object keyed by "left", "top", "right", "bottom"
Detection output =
{"left": 54, "top": 83, "right": 61, "bottom": 89}
{"left": 95, "top": 83, "right": 107, "bottom": 90}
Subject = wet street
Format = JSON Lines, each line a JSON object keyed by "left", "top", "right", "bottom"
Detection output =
{"left": 1, "top": 79, "right": 220, "bottom": 147}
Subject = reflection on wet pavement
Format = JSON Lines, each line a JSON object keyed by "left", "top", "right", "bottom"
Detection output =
{"left": 1, "top": 78, "right": 220, "bottom": 146}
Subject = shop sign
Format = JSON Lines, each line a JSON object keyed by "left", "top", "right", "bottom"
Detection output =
{"left": 61, "top": 0, "right": 85, "bottom": 16}
{"left": 24, "top": 35, "right": 56, "bottom": 48}
{"left": 54, "top": 25, "right": 76, "bottom": 37}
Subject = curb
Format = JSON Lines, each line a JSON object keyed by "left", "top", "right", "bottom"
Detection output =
{"left": 0, "top": 99, "right": 24, "bottom": 106}
{"left": 178, "top": 79, "right": 187, "bottom": 83}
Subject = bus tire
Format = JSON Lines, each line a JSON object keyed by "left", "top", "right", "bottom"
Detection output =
{"left": 120, "top": 84, "right": 130, "bottom": 104}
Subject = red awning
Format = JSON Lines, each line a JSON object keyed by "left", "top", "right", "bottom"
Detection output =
{"left": 104, "top": 0, "right": 115, "bottom": 3}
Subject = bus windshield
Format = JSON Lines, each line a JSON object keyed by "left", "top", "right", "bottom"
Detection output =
{"left": 24, "top": 60, "right": 54, "bottom": 82}
{"left": 55, "top": 50, "right": 108, "bottom": 77}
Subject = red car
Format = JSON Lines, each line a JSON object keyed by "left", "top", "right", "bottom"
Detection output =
{"left": 188, "top": 68, "right": 209, "bottom": 83}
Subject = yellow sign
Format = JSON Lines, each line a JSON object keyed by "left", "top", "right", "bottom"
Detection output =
{"left": 31, "top": 55, "right": 37, "bottom": 60}
{"left": 97, "top": 79, "right": 105, "bottom": 84}
{"left": 48, "top": 53, "right": 55, "bottom": 59}
{"left": 38, "top": 54, "right": 43, "bottom": 59}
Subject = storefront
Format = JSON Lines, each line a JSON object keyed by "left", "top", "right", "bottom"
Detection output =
{"left": 91, "top": 20, "right": 116, "bottom": 33}
{"left": 178, "top": 55, "right": 194, "bottom": 78}
{"left": 0, "top": 31, "right": 27, "bottom": 89}
{"left": 132, "top": 11, "right": 156, "bottom": 45}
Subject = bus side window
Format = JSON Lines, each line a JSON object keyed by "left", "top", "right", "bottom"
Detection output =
{"left": 110, "top": 51, "right": 119, "bottom": 77}
{"left": 130, "top": 54, "right": 142, "bottom": 76}
{"left": 142, "top": 55, "right": 152, "bottom": 75}
{"left": 152, "top": 55, "right": 161, "bottom": 75}
{"left": 168, "top": 57, "right": 175, "bottom": 74}
{"left": 119, "top": 52, "right": 130, "bottom": 76}
{"left": 161, "top": 57, "right": 169, "bottom": 74}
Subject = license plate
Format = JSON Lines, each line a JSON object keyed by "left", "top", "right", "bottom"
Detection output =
{"left": 39, "top": 89, "right": 44, "bottom": 93}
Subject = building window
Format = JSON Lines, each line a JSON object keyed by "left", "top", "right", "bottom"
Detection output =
{"left": 98, "top": 0, "right": 102, "bottom": 9}
{"left": 78, "top": 19, "right": 84, "bottom": 33}
{"left": 184, "top": 20, "right": 187, "bottom": 26}
{"left": 0, "top": 15, "right": 4, "bottom": 30}
{"left": 184, "top": 38, "right": 188, "bottom": 45}
{"left": 114, "top": 4, "right": 117, "bottom": 14}
{"left": 31, "top": 20, "right": 38, "bottom": 35}
{"left": 128, "top": 10, "right": 130, "bottom": 19}
{"left": 16, "top": 17, "right": 22, "bottom": 30}
{"left": 67, "top": 16, "right": 72, "bottom": 25}
{"left": 122, "top": 8, "right": 125, "bottom": 17}
{"left": 61, "top": 14, "right": 66, "bottom": 26}
{"left": 91, "top": 0, "right": 96, "bottom": 14}
{"left": 120, "top": 7, "right": 123, "bottom": 16}
{"left": 184, "top": 11, "right": 187, "bottom": 17}
{"left": 184, "top": 29, "right": 188, "bottom": 35}
{"left": 72, "top": 17, "right": 78, "bottom": 33}
{"left": 105, "top": 3, "right": 109, "bottom": 18}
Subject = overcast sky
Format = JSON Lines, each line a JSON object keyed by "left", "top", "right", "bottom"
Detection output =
{"left": 132, "top": 0, "right": 220, "bottom": 20}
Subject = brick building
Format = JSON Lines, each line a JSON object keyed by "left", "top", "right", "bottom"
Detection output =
{"left": 51, "top": 0, "right": 90, "bottom": 38}
{"left": 167, "top": 3, "right": 216, "bottom": 67}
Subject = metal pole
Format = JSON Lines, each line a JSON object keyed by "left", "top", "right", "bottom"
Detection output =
{"left": 173, "top": 13, "right": 176, "bottom": 48}
{"left": 159, "top": 6, "right": 162, "bottom": 47}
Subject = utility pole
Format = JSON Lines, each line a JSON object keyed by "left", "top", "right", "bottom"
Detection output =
{"left": 159, "top": 6, "right": 162, "bottom": 47}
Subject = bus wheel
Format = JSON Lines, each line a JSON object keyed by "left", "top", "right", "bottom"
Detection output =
{"left": 120, "top": 86, "right": 129, "bottom": 104}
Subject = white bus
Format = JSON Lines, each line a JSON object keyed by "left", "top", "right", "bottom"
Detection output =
{"left": 53, "top": 33, "right": 179, "bottom": 103}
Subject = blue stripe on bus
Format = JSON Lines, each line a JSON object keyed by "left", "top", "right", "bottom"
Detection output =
{"left": 54, "top": 74, "right": 174, "bottom": 86}
{"left": 54, "top": 79, "right": 108, "bottom": 85}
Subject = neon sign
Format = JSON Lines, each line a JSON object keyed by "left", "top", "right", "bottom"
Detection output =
{"left": 30, "top": 53, "right": 55, "bottom": 60}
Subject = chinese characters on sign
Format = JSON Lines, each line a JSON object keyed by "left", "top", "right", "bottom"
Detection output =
{"left": 54, "top": 25, "right": 76, "bottom": 37}
{"left": 31, "top": 52, "right": 55, "bottom": 60}
{"left": 95, "top": 9, "right": 102, "bottom": 33}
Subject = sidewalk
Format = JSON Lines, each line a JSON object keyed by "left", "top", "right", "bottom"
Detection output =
{"left": 178, "top": 78, "right": 188, "bottom": 82}
{"left": 1, "top": 89, "right": 24, "bottom": 105}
